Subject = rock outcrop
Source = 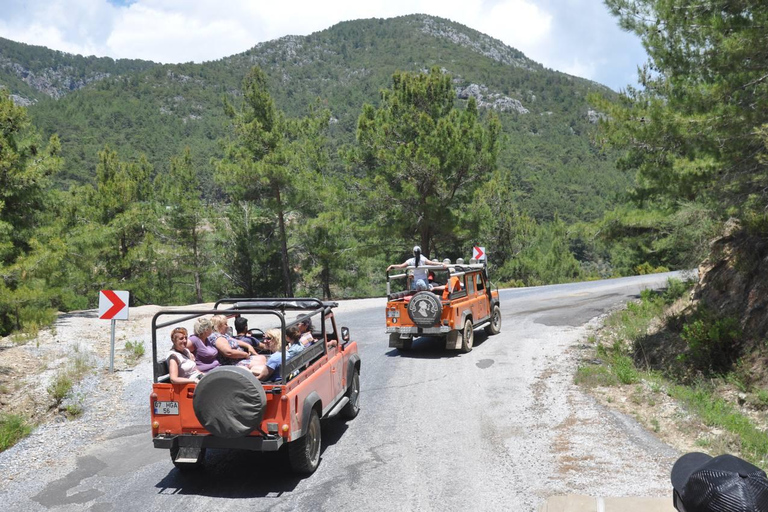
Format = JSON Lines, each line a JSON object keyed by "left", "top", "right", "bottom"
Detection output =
{"left": 692, "top": 218, "right": 768, "bottom": 342}
{"left": 456, "top": 83, "right": 529, "bottom": 114}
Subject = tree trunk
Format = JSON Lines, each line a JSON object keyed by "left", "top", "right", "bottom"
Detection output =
{"left": 192, "top": 227, "right": 203, "bottom": 303}
{"left": 322, "top": 264, "right": 331, "bottom": 300}
{"left": 274, "top": 183, "right": 293, "bottom": 297}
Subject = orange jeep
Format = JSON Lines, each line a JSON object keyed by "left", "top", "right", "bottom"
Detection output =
{"left": 385, "top": 263, "right": 501, "bottom": 352}
{"left": 150, "top": 298, "right": 360, "bottom": 474}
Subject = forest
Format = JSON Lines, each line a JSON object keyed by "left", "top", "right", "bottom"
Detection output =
{"left": 0, "top": 6, "right": 765, "bottom": 338}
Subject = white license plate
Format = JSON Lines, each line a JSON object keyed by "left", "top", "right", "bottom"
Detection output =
{"left": 154, "top": 401, "right": 179, "bottom": 415}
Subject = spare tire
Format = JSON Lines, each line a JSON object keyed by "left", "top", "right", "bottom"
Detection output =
{"left": 407, "top": 291, "right": 443, "bottom": 327}
{"left": 193, "top": 366, "right": 267, "bottom": 438}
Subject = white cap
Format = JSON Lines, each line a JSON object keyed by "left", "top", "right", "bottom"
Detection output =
{"left": 413, "top": 245, "right": 421, "bottom": 253}
{"left": 443, "top": 258, "right": 451, "bottom": 264}
{"left": 456, "top": 258, "right": 464, "bottom": 264}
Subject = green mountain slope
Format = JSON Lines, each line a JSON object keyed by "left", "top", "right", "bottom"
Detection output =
{"left": 2, "top": 14, "right": 631, "bottom": 223}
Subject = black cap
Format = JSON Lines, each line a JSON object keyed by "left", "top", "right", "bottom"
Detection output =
{"left": 671, "top": 452, "right": 768, "bottom": 511}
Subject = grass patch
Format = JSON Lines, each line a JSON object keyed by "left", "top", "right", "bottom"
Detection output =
{"left": 47, "top": 373, "right": 73, "bottom": 406}
{"left": 65, "top": 402, "right": 84, "bottom": 419}
{"left": 0, "top": 413, "right": 32, "bottom": 451}
{"left": 575, "top": 364, "right": 618, "bottom": 387}
{"left": 47, "top": 350, "right": 93, "bottom": 411}
{"left": 669, "top": 383, "right": 768, "bottom": 465}
{"left": 124, "top": 340, "right": 145, "bottom": 364}
{"left": 576, "top": 276, "right": 768, "bottom": 468}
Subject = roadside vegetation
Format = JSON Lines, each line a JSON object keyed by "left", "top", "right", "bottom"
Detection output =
{"left": 0, "top": 413, "right": 32, "bottom": 451}
{"left": 576, "top": 278, "right": 768, "bottom": 468}
{"left": 46, "top": 349, "right": 92, "bottom": 421}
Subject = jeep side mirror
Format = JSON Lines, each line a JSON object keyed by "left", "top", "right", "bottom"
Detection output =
{"left": 341, "top": 326, "right": 350, "bottom": 344}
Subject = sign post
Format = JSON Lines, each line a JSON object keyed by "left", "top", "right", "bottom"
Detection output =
{"left": 99, "top": 290, "right": 130, "bottom": 372}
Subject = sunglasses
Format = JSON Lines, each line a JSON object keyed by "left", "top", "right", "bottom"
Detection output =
{"left": 264, "top": 335, "right": 273, "bottom": 340}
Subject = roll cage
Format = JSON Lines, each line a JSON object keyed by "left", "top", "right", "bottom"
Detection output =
{"left": 385, "top": 264, "right": 497, "bottom": 301}
{"left": 151, "top": 298, "right": 344, "bottom": 384}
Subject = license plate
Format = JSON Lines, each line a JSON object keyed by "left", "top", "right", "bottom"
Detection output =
{"left": 154, "top": 401, "right": 179, "bottom": 415}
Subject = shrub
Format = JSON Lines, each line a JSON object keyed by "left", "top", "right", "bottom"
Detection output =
{"left": 681, "top": 314, "right": 742, "bottom": 374}
{"left": 613, "top": 355, "right": 639, "bottom": 384}
{"left": 47, "top": 373, "right": 73, "bottom": 406}
{"left": 662, "top": 278, "right": 691, "bottom": 304}
{"left": 0, "top": 414, "right": 32, "bottom": 452}
{"left": 124, "top": 340, "right": 145, "bottom": 363}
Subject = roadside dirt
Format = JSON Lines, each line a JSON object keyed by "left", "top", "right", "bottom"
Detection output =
{"left": 0, "top": 306, "right": 162, "bottom": 426}
{"left": 576, "top": 299, "right": 768, "bottom": 467}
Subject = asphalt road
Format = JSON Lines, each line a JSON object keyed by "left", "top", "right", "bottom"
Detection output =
{"left": 5, "top": 272, "right": 691, "bottom": 512}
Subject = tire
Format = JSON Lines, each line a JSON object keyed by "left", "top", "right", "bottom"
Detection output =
{"left": 407, "top": 291, "right": 443, "bottom": 327}
{"left": 192, "top": 366, "right": 267, "bottom": 438}
{"left": 460, "top": 319, "right": 474, "bottom": 353}
{"left": 288, "top": 409, "right": 321, "bottom": 474}
{"left": 339, "top": 370, "right": 360, "bottom": 420}
{"left": 485, "top": 305, "right": 502, "bottom": 335}
{"left": 170, "top": 445, "right": 206, "bottom": 471}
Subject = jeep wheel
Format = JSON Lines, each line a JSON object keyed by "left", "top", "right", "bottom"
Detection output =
{"left": 339, "top": 370, "right": 360, "bottom": 420}
{"left": 460, "top": 319, "right": 474, "bottom": 353}
{"left": 288, "top": 409, "right": 321, "bottom": 474}
{"left": 485, "top": 305, "right": 502, "bottom": 335}
{"left": 170, "top": 445, "right": 206, "bottom": 471}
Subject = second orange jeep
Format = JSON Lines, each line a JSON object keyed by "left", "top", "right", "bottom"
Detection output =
{"left": 385, "top": 263, "right": 501, "bottom": 352}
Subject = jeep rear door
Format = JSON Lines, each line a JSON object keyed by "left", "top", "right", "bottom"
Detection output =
{"left": 474, "top": 273, "right": 490, "bottom": 321}
{"left": 323, "top": 312, "right": 346, "bottom": 407}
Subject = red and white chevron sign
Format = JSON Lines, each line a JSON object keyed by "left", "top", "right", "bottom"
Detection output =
{"left": 473, "top": 246, "right": 486, "bottom": 261}
{"left": 99, "top": 290, "right": 130, "bottom": 320}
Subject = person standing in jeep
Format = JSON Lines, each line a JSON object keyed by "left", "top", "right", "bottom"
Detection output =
{"left": 387, "top": 246, "right": 446, "bottom": 290}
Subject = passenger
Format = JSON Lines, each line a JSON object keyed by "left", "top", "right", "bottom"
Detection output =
{"left": 234, "top": 316, "right": 267, "bottom": 352}
{"left": 188, "top": 318, "right": 220, "bottom": 373}
{"left": 442, "top": 275, "right": 462, "bottom": 300}
{"left": 209, "top": 315, "right": 267, "bottom": 376}
{"left": 257, "top": 328, "right": 304, "bottom": 382}
{"left": 427, "top": 270, "right": 438, "bottom": 290}
{"left": 431, "top": 273, "right": 462, "bottom": 299}
{"left": 297, "top": 314, "right": 315, "bottom": 346}
{"left": 167, "top": 327, "right": 203, "bottom": 384}
{"left": 387, "top": 245, "right": 445, "bottom": 291}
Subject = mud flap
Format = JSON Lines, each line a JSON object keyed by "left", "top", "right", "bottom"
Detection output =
{"left": 173, "top": 435, "right": 205, "bottom": 464}
{"left": 445, "top": 330, "right": 461, "bottom": 350}
{"left": 389, "top": 333, "right": 409, "bottom": 348}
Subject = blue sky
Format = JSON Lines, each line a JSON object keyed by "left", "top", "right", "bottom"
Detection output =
{"left": 0, "top": 0, "right": 647, "bottom": 92}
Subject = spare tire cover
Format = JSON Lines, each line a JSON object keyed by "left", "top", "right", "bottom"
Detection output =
{"left": 407, "top": 291, "right": 443, "bottom": 327}
{"left": 193, "top": 366, "right": 266, "bottom": 438}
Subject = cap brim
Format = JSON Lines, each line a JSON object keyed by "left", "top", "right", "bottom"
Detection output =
{"left": 671, "top": 452, "right": 713, "bottom": 491}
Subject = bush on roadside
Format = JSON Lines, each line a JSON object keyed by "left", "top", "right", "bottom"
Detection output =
{"left": 47, "top": 372, "right": 73, "bottom": 406}
{"left": 0, "top": 414, "right": 32, "bottom": 452}
{"left": 679, "top": 311, "right": 742, "bottom": 375}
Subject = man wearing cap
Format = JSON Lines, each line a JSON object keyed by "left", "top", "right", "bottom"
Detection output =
{"left": 671, "top": 452, "right": 768, "bottom": 511}
{"left": 387, "top": 246, "right": 445, "bottom": 291}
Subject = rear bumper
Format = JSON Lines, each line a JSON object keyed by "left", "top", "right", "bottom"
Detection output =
{"left": 386, "top": 326, "right": 450, "bottom": 335}
{"left": 153, "top": 433, "right": 284, "bottom": 452}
